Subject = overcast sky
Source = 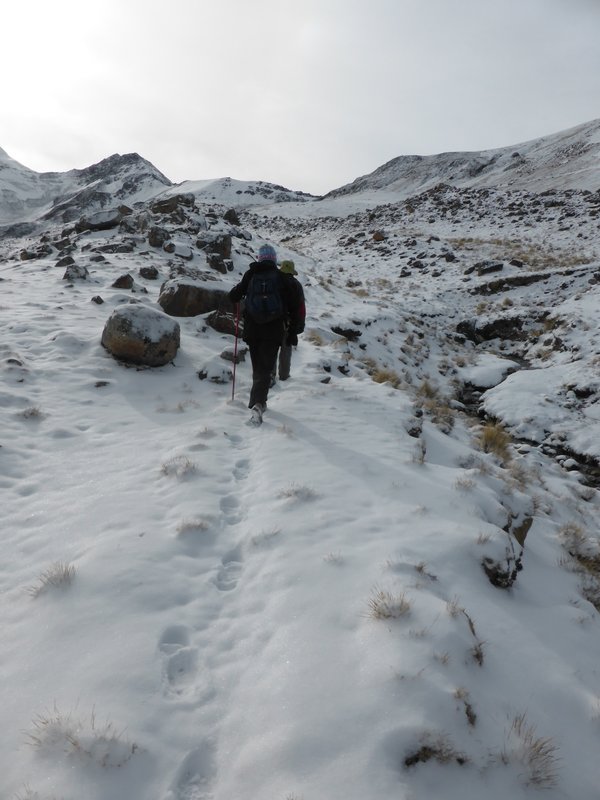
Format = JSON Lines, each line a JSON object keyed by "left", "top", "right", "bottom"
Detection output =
{"left": 2, "top": 0, "right": 599, "bottom": 195}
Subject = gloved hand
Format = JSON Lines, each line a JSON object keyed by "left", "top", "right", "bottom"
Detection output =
{"left": 286, "top": 332, "right": 298, "bottom": 347}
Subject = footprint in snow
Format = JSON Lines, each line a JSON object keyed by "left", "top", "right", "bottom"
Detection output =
{"left": 224, "top": 432, "right": 244, "bottom": 450}
{"left": 213, "top": 543, "right": 244, "bottom": 592}
{"left": 219, "top": 494, "right": 243, "bottom": 525}
{"left": 233, "top": 458, "right": 250, "bottom": 481}
{"left": 167, "top": 743, "right": 217, "bottom": 800}
{"left": 158, "top": 625, "right": 199, "bottom": 698}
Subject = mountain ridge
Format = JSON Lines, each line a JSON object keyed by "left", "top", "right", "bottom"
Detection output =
{"left": 3, "top": 118, "right": 600, "bottom": 232}
{"left": 324, "top": 117, "right": 600, "bottom": 199}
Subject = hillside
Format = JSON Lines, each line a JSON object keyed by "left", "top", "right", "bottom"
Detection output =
{"left": 324, "top": 118, "right": 600, "bottom": 200}
{"left": 2, "top": 122, "right": 600, "bottom": 799}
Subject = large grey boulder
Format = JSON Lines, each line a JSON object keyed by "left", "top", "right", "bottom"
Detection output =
{"left": 158, "top": 277, "right": 232, "bottom": 317}
{"left": 101, "top": 304, "right": 180, "bottom": 366}
{"left": 75, "top": 208, "right": 124, "bottom": 232}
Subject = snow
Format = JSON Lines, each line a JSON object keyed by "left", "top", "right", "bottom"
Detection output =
{"left": 456, "top": 353, "right": 521, "bottom": 389}
{"left": 3, "top": 124, "right": 600, "bottom": 800}
{"left": 107, "top": 304, "right": 179, "bottom": 341}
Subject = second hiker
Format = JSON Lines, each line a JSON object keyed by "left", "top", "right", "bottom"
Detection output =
{"left": 271, "top": 259, "right": 305, "bottom": 385}
{"left": 228, "top": 244, "right": 304, "bottom": 423}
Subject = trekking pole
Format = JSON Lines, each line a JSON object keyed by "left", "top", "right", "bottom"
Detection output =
{"left": 231, "top": 302, "right": 240, "bottom": 402}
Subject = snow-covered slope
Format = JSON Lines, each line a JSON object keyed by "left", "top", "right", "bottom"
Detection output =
{"left": 325, "top": 118, "right": 600, "bottom": 200}
{"left": 2, "top": 122, "right": 600, "bottom": 800}
{"left": 0, "top": 149, "right": 173, "bottom": 231}
{"left": 166, "top": 176, "right": 317, "bottom": 207}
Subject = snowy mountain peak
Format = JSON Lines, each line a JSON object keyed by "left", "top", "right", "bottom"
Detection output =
{"left": 0, "top": 149, "right": 173, "bottom": 232}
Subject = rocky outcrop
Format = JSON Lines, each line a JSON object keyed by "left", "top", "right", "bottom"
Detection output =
{"left": 150, "top": 193, "right": 195, "bottom": 215}
{"left": 101, "top": 304, "right": 180, "bottom": 366}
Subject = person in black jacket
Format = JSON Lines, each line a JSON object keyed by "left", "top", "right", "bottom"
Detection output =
{"left": 272, "top": 260, "right": 305, "bottom": 384}
{"left": 228, "top": 244, "right": 303, "bottom": 422}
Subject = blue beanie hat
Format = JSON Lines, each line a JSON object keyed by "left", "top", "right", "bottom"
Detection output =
{"left": 258, "top": 244, "right": 277, "bottom": 263}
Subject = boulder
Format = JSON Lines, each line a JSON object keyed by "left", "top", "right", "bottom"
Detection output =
{"left": 148, "top": 226, "right": 170, "bottom": 248}
{"left": 140, "top": 265, "right": 159, "bottom": 280}
{"left": 220, "top": 346, "right": 247, "bottom": 364}
{"left": 163, "top": 241, "right": 194, "bottom": 260}
{"left": 224, "top": 208, "right": 241, "bottom": 225}
{"left": 75, "top": 209, "right": 123, "bottom": 232}
{"left": 206, "top": 253, "right": 228, "bottom": 274}
{"left": 206, "top": 309, "right": 240, "bottom": 336}
{"left": 196, "top": 233, "right": 232, "bottom": 259}
{"left": 63, "top": 264, "right": 89, "bottom": 280}
{"left": 158, "top": 278, "right": 232, "bottom": 317}
{"left": 101, "top": 304, "right": 180, "bottom": 366}
{"left": 20, "top": 246, "right": 51, "bottom": 261}
{"left": 112, "top": 273, "right": 134, "bottom": 289}
{"left": 475, "top": 260, "right": 504, "bottom": 276}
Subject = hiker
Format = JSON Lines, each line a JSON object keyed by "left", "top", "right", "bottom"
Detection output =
{"left": 271, "top": 259, "right": 305, "bottom": 385}
{"left": 228, "top": 244, "right": 304, "bottom": 423}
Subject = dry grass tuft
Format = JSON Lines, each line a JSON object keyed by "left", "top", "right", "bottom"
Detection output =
{"left": 499, "top": 712, "right": 560, "bottom": 788}
{"left": 251, "top": 528, "right": 281, "bottom": 546}
{"left": 454, "top": 476, "right": 476, "bottom": 491}
{"left": 416, "top": 378, "right": 439, "bottom": 400}
{"left": 478, "top": 421, "right": 512, "bottom": 462}
{"left": 446, "top": 595, "right": 463, "bottom": 617}
{"left": 372, "top": 368, "right": 402, "bottom": 388}
{"left": 305, "top": 330, "right": 324, "bottom": 346}
{"left": 161, "top": 455, "right": 197, "bottom": 478}
{"left": 25, "top": 704, "right": 139, "bottom": 768}
{"left": 278, "top": 484, "right": 318, "bottom": 502}
{"left": 323, "top": 552, "right": 344, "bottom": 565}
{"left": 177, "top": 518, "right": 210, "bottom": 534}
{"left": 454, "top": 687, "right": 477, "bottom": 726}
{"left": 367, "top": 587, "right": 411, "bottom": 619}
{"left": 28, "top": 562, "right": 76, "bottom": 598}
{"left": 20, "top": 406, "right": 45, "bottom": 420}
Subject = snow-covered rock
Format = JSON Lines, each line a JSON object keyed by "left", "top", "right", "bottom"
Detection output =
{"left": 101, "top": 304, "right": 180, "bottom": 366}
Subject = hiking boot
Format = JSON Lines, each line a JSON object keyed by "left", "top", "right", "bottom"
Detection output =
{"left": 249, "top": 403, "right": 264, "bottom": 425}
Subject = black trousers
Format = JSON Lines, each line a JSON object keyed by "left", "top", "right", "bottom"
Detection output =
{"left": 248, "top": 340, "right": 280, "bottom": 408}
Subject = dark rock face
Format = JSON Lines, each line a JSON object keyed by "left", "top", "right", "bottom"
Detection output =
{"left": 101, "top": 305, "right": 180, "bottom": 366}
{"left": 456, "top": 316, "right": 528, "bottom": 343}
{"left": 140, "top": 265, "right": 159, "bottom": 280}
{"left": 475, "top": 260, "right": 504, "bottom": 276}
{"left": 158, "top": 278, "right": 232, "bottom": 317}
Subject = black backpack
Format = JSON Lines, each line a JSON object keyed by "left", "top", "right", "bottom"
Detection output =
{"left": 245, "top": 268, "right": 285, "bottom": 323}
